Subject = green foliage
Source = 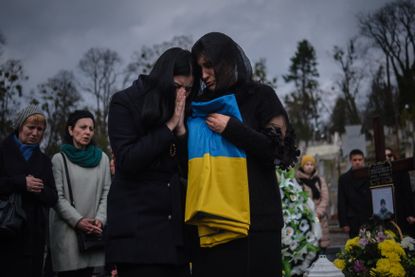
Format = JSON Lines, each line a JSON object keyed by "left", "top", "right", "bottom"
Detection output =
{"left": 329, "top": 97, "right": 347, "bottom": 135}
{"left": 252, "top": 58, "right": 278, "bottom": 89}
{"left": 283, "top": 39, "right": 321, "bottom": 143}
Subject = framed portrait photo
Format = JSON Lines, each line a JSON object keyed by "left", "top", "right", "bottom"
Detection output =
{"left": 371, "top": 185, "right": 395, "bottom": 221}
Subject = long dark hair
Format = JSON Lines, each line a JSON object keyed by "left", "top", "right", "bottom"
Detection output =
{"left": 140, "top": 47, "right": 193, "bottom": 130}
{"left": 191, "top": 32, "right": 253, "bottom": 93}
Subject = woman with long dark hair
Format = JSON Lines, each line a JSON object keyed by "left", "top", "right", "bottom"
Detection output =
{"left": 186, "top": 32, "right": 298, "bottom": 277}
{"left": 106, "top": 47, "right": 193, "bottom": 277}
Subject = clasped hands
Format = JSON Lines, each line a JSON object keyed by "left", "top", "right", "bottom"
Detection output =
{"left": 77, "top": 218, "right": 103, "bottom": 235}
{"left": 166, "top": 90, "right": 230, "bottom": 135}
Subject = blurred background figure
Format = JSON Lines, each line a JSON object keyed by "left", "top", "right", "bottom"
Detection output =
{"left": 385, "top": 147, "right": 415, "bottom": 237}
{"left": 296, "top": 155, "right": 330, "bottom": 251}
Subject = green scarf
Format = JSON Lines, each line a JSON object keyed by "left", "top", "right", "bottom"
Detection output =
{"left": 60, "top": 144, "right": 103, "bottom": 168}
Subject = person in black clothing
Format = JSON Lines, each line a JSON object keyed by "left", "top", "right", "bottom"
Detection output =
{"left": 385, "top": 147, "right": 415, "bottom": 236}
{"left": 188, "top": 32, "right": 298, "bottom": 277}
{"left": 337, "top": 149, "right": 372, "bottom": 238}
{"left": 0, "top": 104, "right": 58, "bottom": 277}
{"left": 106, "top": 48, "right": 193, "bottom": 277}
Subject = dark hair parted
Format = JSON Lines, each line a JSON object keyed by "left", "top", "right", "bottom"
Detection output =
{"left": 192, "top": 32, "right": 253, "bottom": 92}
{"left": 349, "top": 149, "right": 364, "bottom": 159}
{"left": 63, "top": 110, "right": 95, "bottom": 145}
{"left": 140, "top": 47, "right": 193, "bottom": 130}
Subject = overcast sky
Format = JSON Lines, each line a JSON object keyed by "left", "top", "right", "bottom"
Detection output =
{"left": 0, "top": 0, "right": 391, "bottom": 107}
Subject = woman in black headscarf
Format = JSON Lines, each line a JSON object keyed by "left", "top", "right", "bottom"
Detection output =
{"left": 187, "top": 32, "right": 298, "bottom": 276}
{"left": 106, "top": 47, "right": 194, "bottom": 277}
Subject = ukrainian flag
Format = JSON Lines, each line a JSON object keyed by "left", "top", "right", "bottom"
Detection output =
{"left": 185, "top": 94, "right": 250, "bottom": 247}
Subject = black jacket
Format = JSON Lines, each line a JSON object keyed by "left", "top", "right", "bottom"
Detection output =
{"left": 106, "top": 78, "right": 188, "bottom": 265}
{"left": 337, "top": 169, "right": 372, "bottom": 228}
{"left": 0, "top": 133, "right": 57, "bottom": 276}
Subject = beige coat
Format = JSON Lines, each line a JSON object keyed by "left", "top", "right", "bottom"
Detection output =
{"left": 49, "top": 152, "right": 111, "bottom": 272}
{"left": 296, "top": 170, "right": 330, "bottom": 248}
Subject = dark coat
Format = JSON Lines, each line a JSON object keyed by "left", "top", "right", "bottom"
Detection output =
{"left": 0, "top": 134, "right": 57, "bottom": 277}
{"left": 219, "top": 84, "right": 286, "bottom": 231}
{"left": 106, "top": 78, "right": 188, "bottom": 265}
{"left": 337, "top": 169, "right": 372, "bottom": 237}
{"left": 392, "top": 171, "right": 415, "bottom": 237}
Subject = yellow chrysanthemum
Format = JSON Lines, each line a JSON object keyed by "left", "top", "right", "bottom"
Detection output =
{"left": 345, "top": 236, "right": 360, "bottom": 251}
{"left": 374, "top": 258, "right": 391, "bottom": 274}
{"left": 389, "top": 262, "right": 405, "bottom": 277}
{"left": 379, "top": 239, "right": 405, "bottom": 261}
{"left": 384, "top": 230, "right": 397, "bottom": 239}
{"left": 334, "top": 259, "right": 345, "bottom": 270}
{"left": 371, "top": 258, "right": 406, "bottom": 277}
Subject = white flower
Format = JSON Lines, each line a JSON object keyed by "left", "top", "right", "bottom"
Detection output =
{"left": 284, "top": 226, "right": 295, "bottom": 238}
{"left": 401, "top": 236, "right": 415, "bottom": 251}
{"left": 299, "top": 219, "right": 310, "bottom": 232}
{"left": 289, "top": 240, "right": 298, "bottom": 251}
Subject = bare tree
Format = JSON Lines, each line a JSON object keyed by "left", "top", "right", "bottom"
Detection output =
{"left": 0, "top": 59, "right": 27, "bottom": 139}
{"left": 78, "top": 47, "right": 122, "bottom": 147}
{"left": 332, "top": 39, "right": 363, "bottom": 125}
{"left": 358, "top": 0, "right": 415, "bottom": 119}
{"left": 123, "top": 35, "right": 193, "bottom": 86}
{"left": 33, "top": 70, "right": 81, "bottom": 155}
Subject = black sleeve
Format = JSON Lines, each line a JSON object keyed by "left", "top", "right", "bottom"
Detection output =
{"left": 108, "top": 92, "right": 176, "bottom": 174}
{"left": 221, "top": 85, "right": 292, "bottom": 165}
{"left": 221, "top": 117, "right": 276, "bottom": 163}
{"left": 32, "top": 156, "right": 58, "bottom": 207}
{"left": 176, "top": 133, "right": 188, "bottom": 179}
{"left": 0, "top": 146, "right": 27, "bottom": 194}
{"left": 395, "top": 172, "right": 415, "bottom": 217}
{"left": 256, "top": 85, "right": 287, "bottom": 127}
{"left": 337, "top": 173, "right": 349, "bottom": 227}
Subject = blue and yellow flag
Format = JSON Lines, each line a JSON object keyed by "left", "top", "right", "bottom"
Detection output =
{"left": 185, "top": 94, "right": 250, "bottom": 247}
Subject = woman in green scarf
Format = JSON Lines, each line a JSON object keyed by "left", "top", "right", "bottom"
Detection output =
{"left": 49, "top": 110, "right": 111, "bottom": 277}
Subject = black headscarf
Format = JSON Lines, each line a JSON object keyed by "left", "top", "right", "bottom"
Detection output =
{"left": 192, "top": 32, "right": 300, "bottom": 169}
{"left": 191, "top": 32, "right": 253, "bottom": 97}
{"left": 140, "top": 47, "right": 193, "bottom": 130}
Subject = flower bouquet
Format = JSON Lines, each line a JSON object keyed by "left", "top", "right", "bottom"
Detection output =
{"left": 278, "top": 169, "right": 321, "bottom": 276}
{"left": 334, "top": 222, "right": 415, "bottom": 277}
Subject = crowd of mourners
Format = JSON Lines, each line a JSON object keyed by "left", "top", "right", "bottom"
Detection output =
{"left": 1, "top": 31, "right": 414, "bottom": 277}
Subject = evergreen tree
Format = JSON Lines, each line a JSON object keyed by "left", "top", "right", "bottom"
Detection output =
{"left": 283, "top": 39, "right": 320, "bottom": 144}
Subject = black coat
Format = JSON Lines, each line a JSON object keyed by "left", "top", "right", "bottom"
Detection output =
{"left": 337, "top": 169, "right": 372, "bottom": 236}
{"left": 215, "top": 84, "right": 286, "bottom": 231}
{"left": 0, "top": 134, "right": 57, "bottom": 277}
{"left": 106, "top": 78, "right": 188, "bottom": 265}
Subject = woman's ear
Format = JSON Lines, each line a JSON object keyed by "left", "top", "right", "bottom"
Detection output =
{"left": 68, "top": 126, "right": 73, "bottom": 136}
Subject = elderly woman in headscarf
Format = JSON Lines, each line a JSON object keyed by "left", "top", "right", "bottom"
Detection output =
{"left": 186, "top": 32, "right": 298, "bottom": 277}
{"left": 296, "top": 155, "right": 330, "bottom": 251}
{"left": 0, "top": 104, "right": 58, "bottom": 277}
{"left": 49, "top": 110, "right": 111, "bottom": 277}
